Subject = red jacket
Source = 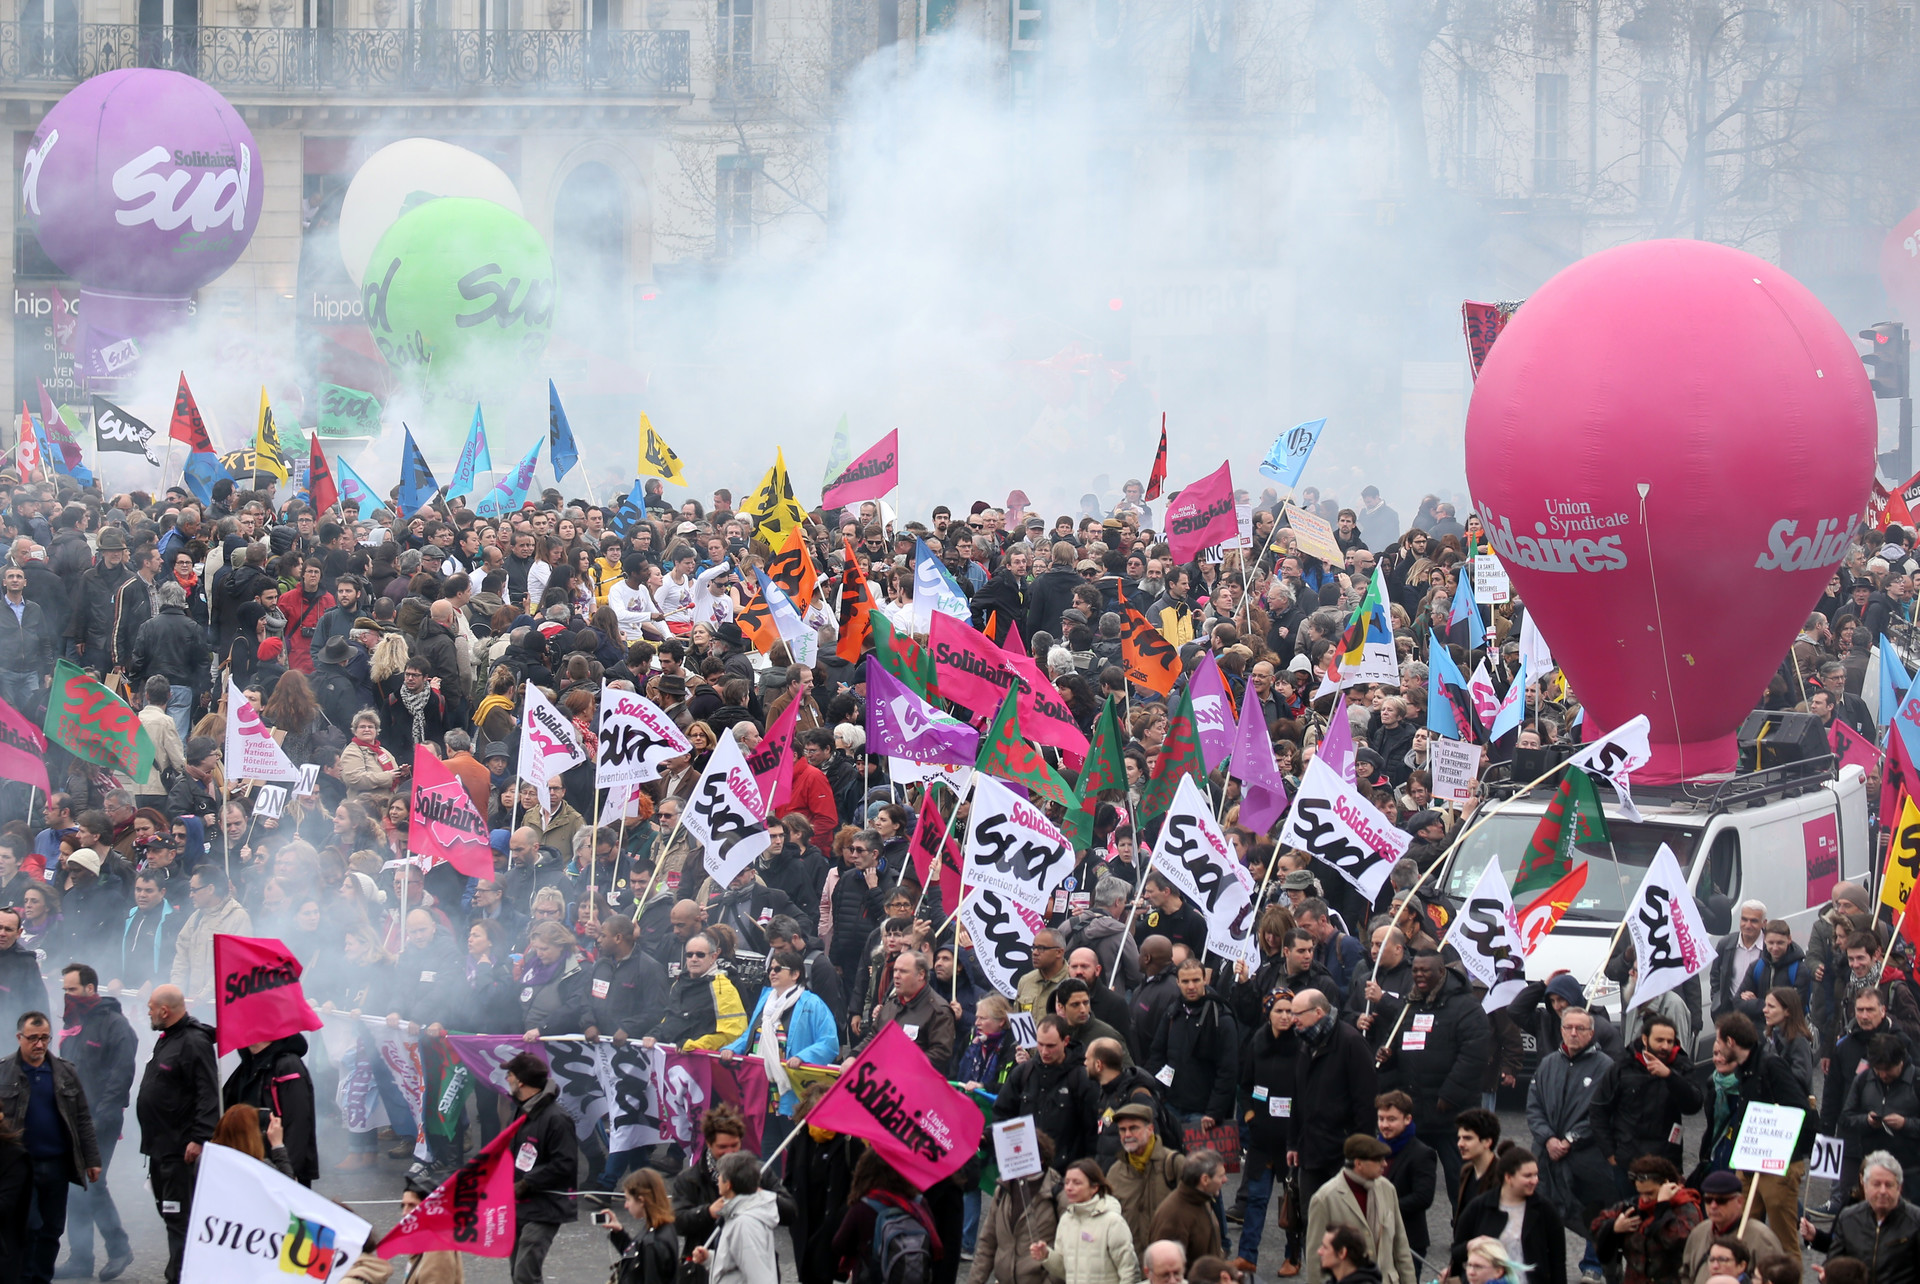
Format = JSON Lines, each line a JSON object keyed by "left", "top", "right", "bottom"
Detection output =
{"left": 275, "top": 586, "right": 334, "bottom": 673}
{"left": 777, "top": 758, "right": 839, "bottom": 847}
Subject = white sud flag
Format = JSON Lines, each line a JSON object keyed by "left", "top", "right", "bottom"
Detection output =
{"left": 1566, "top": 714, "right": 1653, "bottom": 822}
{"left": 1150, "top": 774, "right": 1258, "bottom": 966}
{"left": 595, "top": 683, "right": 692, "bottom": 790}
{"left": 224, "top": 675, "right": 302, "bottom": 784}
{"left": 518, "top": 682, "right": 587, "bottom": 811}
{"left": 1276, "top": 755, "right": 1408, "bottom": 902}
{"left": 963, "top": 774, "right": 1076, "bottom": 913}
{"left": 1444, "top": 858, "right": 1529, "bottom": 1012}
{"left": 960, "top": 890, "right": 1049, "bottom": 999}
{"left": 684, "top": 732, "right": 772, "bottom": 888}
{"left": 1622, "top": 843, "right": 1714, "bottom": 1009}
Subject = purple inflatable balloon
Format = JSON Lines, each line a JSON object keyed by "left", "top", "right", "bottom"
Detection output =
{"left": 23, "top": 68, "right": 262, "bottom": 297}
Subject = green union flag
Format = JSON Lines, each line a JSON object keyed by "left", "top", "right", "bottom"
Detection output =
{"left": 870, "top": 611, "right": 935, "bottom": 698}
{"left": 1063, "top": 695, "right": 1126, "bottom": 851}
{"left": 975, "top": 689, "right": 1076, "bottom": 810}
{"left": 1513, "top": 766, "right": 1609, "bottom": 898}
{"left": 1137, "top": 685, "right": 1202, "bottom": 823}
{"left": 43, "top": 659, "right": 154, "bottom": 780}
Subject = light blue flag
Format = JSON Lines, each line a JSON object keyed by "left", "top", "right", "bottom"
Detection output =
{"left": 447, "top": 405, "right": 493, "bottom": 500}
{"left": 396, "top": 426, "right": 438, "bottom": 519}
{"left": 1882, "top": 633, "right": 1912, "bottom": 741}
{"left": 181, "top": 451, "right": 231, "bottom": 506}
{"left": 334, "top": 454, "right": 380, "bottom": 512}
{"left": 1427, "top": 631, "right": 1468, "bottom": 740}
{"left": 1259, "top": 417, "right": 1326, "bottom": 489}
{"left": 1449, "top": 574, "right": 1485, "bottom": 648}
{"left": 548, "top": 381, "right": 579, "bottom": 483}
{"left": 1488, "top": 657, "right": 1528, "bottom": 743}
{"left": 475, "top": 437, "right": 543, "bottom": 518}
{"left": 911, "top": 536, "right": 970, "bottom": 633}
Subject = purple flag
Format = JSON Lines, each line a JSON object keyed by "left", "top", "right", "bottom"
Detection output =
{"left": 1188, "top": 651, "right": 1236, "bottom": 772}
{"left": 867, "top": 663, "right": 980, "bottom": 765}
{"left": 1229, "top": 684, "right": 1289, "bottom": 836}
{"left": 1319, "top": 691, "right": 1357, "bottom": 787}
{"left": 445, "top": 1033, "right": 544, "bottom": 1096}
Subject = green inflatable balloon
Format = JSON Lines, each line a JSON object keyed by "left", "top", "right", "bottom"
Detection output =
{"left": 361, "top": 196, "right": 555, "bottom": 387}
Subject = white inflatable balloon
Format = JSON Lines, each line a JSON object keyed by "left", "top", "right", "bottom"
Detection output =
{"left": 337, "top": 138, "right": 524, "bottom": 288}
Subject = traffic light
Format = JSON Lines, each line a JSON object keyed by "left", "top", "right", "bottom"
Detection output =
{"left": 1862, "top": 321, "right": 1910, "bottom": 399}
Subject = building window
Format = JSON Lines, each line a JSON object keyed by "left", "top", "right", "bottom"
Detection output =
{"left": 719, "top": 0, "right": 752, "bottom": 66}
{"left": 1638, "top": 82, "right": 1668, "bottom": 207}
{"left": 1534, "top": 0, "right": 1574, "bottom": 47}
{"left": 716, "top": 154, "right": 756, "bottom": 258}
{"left": 1853, "top": 2, "right": 1867, "bottom": 61}
{"left": 1533, "top": 72, "right": 1568, "bottom": 192}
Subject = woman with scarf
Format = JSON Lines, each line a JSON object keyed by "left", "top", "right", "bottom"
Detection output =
{"left": 1589, "top": 1156, "right": 1702, "bottom": 1284}
{"left": 1761, "top": 986, "right": 1816, "bottom": 1103}
{"left": 168, "top": 548, "right": 209, "bottom": 629}
{"left": 955, "top": 995, "right": 1018, "bottom": 1256}
{"left": 721, "top": 949, "right": 840, "bottom": 1155}
{"left": 19, "top": 881, "right": 64, "bottom": 963}
{"left": 340, "top": 710, "right": 407, "bottom": 801}
{"left": 519, "top": 920, "right": 589, "bottom": 1040}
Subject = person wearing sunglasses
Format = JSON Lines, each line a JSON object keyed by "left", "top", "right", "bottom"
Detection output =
{"left": 641, "top": 933, "right": 747, "bottom": 1053}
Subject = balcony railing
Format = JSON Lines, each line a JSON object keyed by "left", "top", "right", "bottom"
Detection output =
{"left": 0, "top": 21, "right": 690, "bottom": 94}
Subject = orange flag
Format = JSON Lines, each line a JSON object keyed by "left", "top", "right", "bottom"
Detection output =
{"left": 735, "top": 573, "right": 780, "bottom": 654}
{"left": 836, "top": 539, "right": 875, "bottom": 663}
{"left": 769, "top": 526, "right": 819, "bottom": 609}
{"left": 1120, "top": 601, "right": 1180, "bottom": 696}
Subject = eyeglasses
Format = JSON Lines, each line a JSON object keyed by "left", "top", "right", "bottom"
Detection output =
{"left": 19, "top": 1033, "right": 49, "bottom": 1044}
{"left": 1702, "top": 1195, "right": 1735, "bottom": 1205}
{"left": 684, "top": 949, "right": 710, "bottom": 959}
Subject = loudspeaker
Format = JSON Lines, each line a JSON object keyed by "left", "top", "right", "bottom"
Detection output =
{"left": 1735, "top": 709, "right": 1828, "bottom": 770}
{"left": 1512, "top": 741, "right": 1574, "bottom": 781}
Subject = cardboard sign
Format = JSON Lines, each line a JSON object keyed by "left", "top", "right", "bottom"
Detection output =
{"left": 1235, "top": 504, "right": 1254, "bottom": 550}
{"left": 253, "top": 785, "right": 287, "bottom": 820}
{"left": 1284, "top": 503, "right": 1343, "bottom": 565}
{"left": 1008, "top": 1011, "right": 1038, "bottom": 1049}
{"left": 991, "top": 1116, "right": 1044, "bottom": 1180}
{"left": 1180, "top": 1121, "right": 1241, "bottom": 1172}
{"left": 1429, "top": 738, "right": 1483, "bottom": 804}
{"left": 1810, "top": 1133, "right": 1844, "bottom": 1183}
{"left": 295, "top": 763, "right": 321, "bottom": 797}
{"left": 1473, "top": 554, "right": 1510, "bottom": 604}
{"left": 1730, "top": 1102, "right": 1806, "bottom": 1175}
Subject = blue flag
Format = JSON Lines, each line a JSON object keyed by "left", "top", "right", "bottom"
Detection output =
{"left": 1259, "top": 417, "right": 1326, "bottom": 489}
{"left": 475, "top": 436, "right": 543, "bottom": 518}
{"left": 607, "top": 482, "right": 648, "bottom": 536}
{"left": 548, "top": 381, "right": 578, "bottom": 483}
{"left": 1449, "top": 574, "right": 1485, "bottom": 648}
{"left": 1882, "top": 633, "right": 1911, "bottom": 741}
{"left": 181, "top": 451, "right": 232, "bottom": 506}
{"left": 334, "top": 454, "right": 380, "bottom": 512}
{"left": 396, "top": 426, "right": 439, "bottom": 519}
{"left": 1427, "top": 631, "right": 1470, "bottom": 740}
{"left": 1488, "top": 657, "right": 1528, "bottom": 743}
{"left": 448, "top": 405, "right": 493, "bottom": 500}
{"left": 32, "top": 414, "right": 90, "bottom": 487}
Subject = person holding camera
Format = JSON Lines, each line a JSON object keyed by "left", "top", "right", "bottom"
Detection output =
{"left": 602, "top": 1167, "right": 679, "bottom": 1284}
{"left": 221, "top": 1030, "right": 318, "bottom": 1188}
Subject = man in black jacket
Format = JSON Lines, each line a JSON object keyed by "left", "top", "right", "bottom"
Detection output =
{"left": 1709, "top": 1013, "right": 1812, "bottom": 1268}
{"left": 71, "top": 527, "right": 131, "bottom": 674}
{"left": 129, "top": 582, "right": 209, "bottom": 735}
{"left": 0, "top": 563, "right": 54, "bottom": 719}
{"left": 1290, "top": 987, "right": 1378, "bottom": 1197}
{"left": 56, "top": 964, "right": 135, "bottom": 1279}
{"left": 221, "top": 1033, "right": 318, "bottom": 1186}
{"left": 1132, "top": 936, "right": 1181, "bottom": 1056}
{"left": 669, "top": 1102, "right": 798, "bottom": 1279}
{"left": 503, "top": 1051, "right": 578, "bottom": 1284}
{"left": 108, "top": 542, "right": 159, "bottom": 678}
{"left": 1377, "top": 1089, "right": 1438, "bottom": 1260}
{"left": 1148, "top": 958, "right": 1239, "bottom": 1132}
{"left": 1587, "top": 1011, "right": 1703, "bottom": 1175}
{"left": 0, "top": 907, "right": 49, "bottom": 1035}
{"left": 996, "top": 1014, "right": 1101, "bottom": 1168}
{"left": 136, "top": 984, "right": 219, "bottom": 1284}
{"left": 0, "top": 1009, "right": 101, "bottom": 1284}
{"left": 1379, "top": 951, "right": 1491, "bottom": 1207}
{"left": 1025, "top": 542, "right": 1084, "bottom": 641}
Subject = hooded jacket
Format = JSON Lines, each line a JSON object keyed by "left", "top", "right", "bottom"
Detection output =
{"left": 709, "top": 1188, "right": 782, "bottom": 1284}
{"left": 0, "top": 942, "right": 48, "bottom": 1036}
{"left": 58, "top": 993, "right": 136, "bottom": 1132}
{"left": 131, "top": 602, "right": 210, "bottom": 694}
{"left": 1735, "top": 941, "right": 1814, "bottom": 1024}
{"left": 968, "top": 1170, "right": 1060, "bottom": 1284}
{"left": 1508, "top": 973, "right": 1625, "bottom": 1061}
{"left": 1588, "top": 1040, "right": 1705, "bottom": 1170}
{"left": 223, "top": 1033, "right": 319, "bottom": 1183}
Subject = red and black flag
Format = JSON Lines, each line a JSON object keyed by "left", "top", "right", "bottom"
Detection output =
{"left": 1144, "top": 413, "right": 1168, "bottom": 501}
{"left": 169, "top": 373, "right": 215, "bottom": 453}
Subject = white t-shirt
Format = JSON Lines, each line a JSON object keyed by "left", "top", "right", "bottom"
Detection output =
{"left": 1497, "top": 1199, "right": 1527, "bottom": 1277}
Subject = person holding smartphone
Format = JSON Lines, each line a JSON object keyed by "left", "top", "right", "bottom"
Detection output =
{"left": 604, "top": 1168, "right": 679, "bottom": 1284}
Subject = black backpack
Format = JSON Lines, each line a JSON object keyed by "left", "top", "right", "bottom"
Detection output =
{"left": 311, "top": 665, "right": 359, "bottom": 732}
{"left": 862, "top": 1198, "right": 931, "bottom": 1284}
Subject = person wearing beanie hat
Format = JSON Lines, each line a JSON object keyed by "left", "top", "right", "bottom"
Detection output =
{"left": 1300, "top": 1134, "right": 1417, "bottom": 1284}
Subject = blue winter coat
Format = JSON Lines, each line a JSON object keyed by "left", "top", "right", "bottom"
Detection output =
{"left": 725, "top": 987, "right": 842, "bottom": 1114}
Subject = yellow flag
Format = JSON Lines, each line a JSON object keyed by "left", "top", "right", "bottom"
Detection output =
{"left": 635, "top": 413, "right": 687, "bottom": 485}
{"left": 1884, "top": 793, "right": 1920, "bottom": 916}
{"left": 253, "top": 387, "right": 288, "bottom": 484}
{"left": 742, "top": 447, "right": 807, "bottom": 541}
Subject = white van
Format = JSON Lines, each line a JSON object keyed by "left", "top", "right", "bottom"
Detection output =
{"left": 1434, "top": 756, "right": 1872, "bottom": 1007}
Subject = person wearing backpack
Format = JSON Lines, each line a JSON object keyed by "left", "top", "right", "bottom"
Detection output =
{"left": 688, "top": 1151, "right": 780, "bottom": 1284}
{"left": 968, "top": 1129, "right": 1062, "bottom": 1284}
{"left": 1030, "top": 1159, "right": 1139, "bottom": 1284}
{"left": 833, "top": 1150, "right": 944, "bottom": 1284}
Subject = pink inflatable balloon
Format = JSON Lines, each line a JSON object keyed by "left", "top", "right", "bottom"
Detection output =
{"left": 1465, "top": 239, "right": 1875, "bottom": 782}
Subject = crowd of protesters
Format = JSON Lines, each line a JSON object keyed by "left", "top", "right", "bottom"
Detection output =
{"left": 0, "top": 465, "right": 1911, "bottom": 1284}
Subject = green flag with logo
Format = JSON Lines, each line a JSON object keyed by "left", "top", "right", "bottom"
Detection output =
{"left": 43, "top": 658, "right": 154, "bottom": 779}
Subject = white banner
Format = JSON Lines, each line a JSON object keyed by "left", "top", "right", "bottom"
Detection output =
{"left": 1567, "top": 714, "right": 1652, "bottom": 822}
{"left": 1517, "top": 610, "right": 1553, "bottom": 678}
{"left": 1623, "top": 843, "right": 1714, "bottom": 1010}
{"left": 519, "top": 683, "right": 587, "bottom": 811}
{"left": 1730, "top": 1102, "right": 1807, "bottom": 1176}
{"left": 913, "top": 547, "right": 971, "bottom": 633}
{"left": 1276, "top": 756, "right": 1407, "bottom": 902}
{"left": 685, "top": 734, "right": 772, "bottom": 888}
{"left": 224, "top": 676, "right": 302, "bottom": 784}
{"left": 960, "top": 889, "right": 1047, "bottom": 999}
{"left": 1151, "top": 775, "right": 1258, "bottom": 966}
{"left": 1430, "top": 738, "right": 1482, "bottom": 804}
{"left": 182, "top": 1143, "right": 371, "bottom": 1283}
{"left": 544, "top": 1037, "right": 662, "bottom": 1153}
{"left": 1445, "top": 859, "right": 1529, "bottom": 1012}
{"left": 1473, "top": 553, "right": 1510, "bottom": 604}
{"left": 964, "top": 774, "right": 1075, "bottom": 912}
{"left": 596, "top": 685, "right": 692, "bottom": 790}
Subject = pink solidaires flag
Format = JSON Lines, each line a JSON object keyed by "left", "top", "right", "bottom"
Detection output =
{"left": 1318, "top": 691, "right": 1357, "bottom": 787}
{"left": 1832, "top": 717, "right": 1879, "bottom": 777}
{"left": 821, "top": 429, "right": 900, "bottom": 510}
{"left": 0, "top": 693, "right": 49, "bottom": 793}
{"left": 660, "top": 1049, "right": 771, "bottom": 1160}
{"left": 805, "top": 1022, "right": 982, "bottom": 1190}
{"left": 909, "top": 790, "right": 965, "bottom": 922}
{"left": 408, "top": 746, "right": 497, "bottom": 879}
{"left": 745, "top": 692, "right": 804, "bottom": 811}
{"left": 1229, "top": 685, "right": 1289, "bottom": 835}
{"left": 1163, "top": 460, "right": 1237, "bottom": 562}
{"left": 1003, "top": 650, "right": 1091, "bottom": 756}
{"left": 376, "top": 1117, "right": 524, "bottom": 1258}
{"left": 929, "top": 612, "right": 1020, "bottom": 717}
{"left": 1188, "top": 650, "right": 1236, "bottom": 771}
{"left": 212, "top": 934, "right": 324, "bottom": 1055}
